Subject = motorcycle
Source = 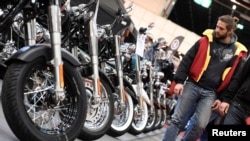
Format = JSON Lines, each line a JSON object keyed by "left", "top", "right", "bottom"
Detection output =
{"left": 121, "top": 33, "right": 150, "bottom": 135}
{"left": 0, "top": 0, "right": 88, "bottom": 140}
{"left": 141, "top": 58, "right": 158, "bottom": 133}
{"left": 101, "top": 27, "right": 150, "bottom": 136}
{"left": 0, "top": 0, "right": 117, "bottom": 140}
{"left": 141, "top": 36, "right": 175, "bottom": 132}
{"left": 97, "top": 12, "right": 150, "bottom": 136}
{"left": 62, "top": 1, "right": 115, "bottom": 140}
{"left": 100, "top": 40, "right": 135, "bottom": 137}
{"left": 97, "top": 6, "right": 136, "bottom": 137}
{"left": 154, "top": 59, "right": 174, "bottom": 130}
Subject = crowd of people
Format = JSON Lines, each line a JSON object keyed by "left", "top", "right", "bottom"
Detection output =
{"left": 123, "top": 29, "right": 182, "bottom": 72}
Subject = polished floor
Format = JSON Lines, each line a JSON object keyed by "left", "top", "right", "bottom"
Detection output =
{"left": 0, "top": 100, "right": 166, "bottom": 141}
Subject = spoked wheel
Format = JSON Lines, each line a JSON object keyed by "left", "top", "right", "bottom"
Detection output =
{"left": 159, "top": 109, "right": 167, "bottom": 129}
{"left": 128, "top": 101, "right": 148, "bottom": 135}
{"left": 153, "top": 108, "right": 163, "bottom": 130}
{"left": 77, "top": 77, "right": 114, "bottom": 140}
{"left": 1, "top": 57, "right": 87, "bottom": 141}
{"left": 107, "top": 89, "right": 134, "bottom": 137}
{"left": 143, "top": 105, "right": 157, "bottom": 133}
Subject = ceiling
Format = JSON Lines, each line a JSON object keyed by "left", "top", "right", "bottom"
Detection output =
{"left": 168, "top": 0, "right": 250, "bottom": 49}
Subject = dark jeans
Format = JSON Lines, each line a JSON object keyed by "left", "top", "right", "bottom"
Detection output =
{"left": 199, "top": 111, "right": 222, "bottom": 141}
{"left": 162, "top": 82, "right": 216, "bottom": 141}
{"left": 223, "top": 100, "right": 248, "bottom": 125}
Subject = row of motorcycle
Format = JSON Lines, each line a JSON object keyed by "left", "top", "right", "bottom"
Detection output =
{"left": 0, "top": 0, "right": 177, "bottom": 140}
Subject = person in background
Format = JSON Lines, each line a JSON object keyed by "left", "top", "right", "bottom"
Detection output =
{"left": 162, "top": 15, "right": 248, "bottom": 141}
{"left": 144, "top": 37, "right": 167, "bottom": 65}
{"left": 144, "top": 33, "right": 154, "bottom": 53}
{"left": 218, "top": 55, "right": 250, "bottom": 125}
{"left": 123, "top": 43, "right": 137, "bottom": 72}
{"left": 143, "top": 37, "right": 169, "bottom": 84}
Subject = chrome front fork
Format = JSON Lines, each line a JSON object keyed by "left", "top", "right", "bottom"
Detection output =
{"left": 114, "top": 35, "right": 126, "bottom": 107}
{"left": 88, "top": 0, "right": 101, "bottom": 104}
{"left": 48, "top": 2, "right": 65, "bottom": 101}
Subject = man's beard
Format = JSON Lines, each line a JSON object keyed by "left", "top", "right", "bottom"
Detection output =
{"left": 214, "top": 32, "right": 228, "bottom": 40}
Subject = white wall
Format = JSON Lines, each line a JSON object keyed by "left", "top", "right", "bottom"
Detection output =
{"left": 124, "top": 0, "right": 201, "bottom": 54}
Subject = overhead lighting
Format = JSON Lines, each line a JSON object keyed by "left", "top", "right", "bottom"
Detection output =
{"left": 232, "top": 4, "right": 237, "bottom": 10}
{"left": 237, "top": 23, "right": 244, "bottom": 30}
{"left": 231, "top": 0, "right": 250, "bottom": 10}
{"left": 194, "top": 0, "right": 212, "bottom": 8}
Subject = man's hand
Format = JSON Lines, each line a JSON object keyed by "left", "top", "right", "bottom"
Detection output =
{"left": 174, "top": 83, "right": 184, "bottom": 96}
{"left": 219, "top": 102, "right": 230, "bottom": 116}
{"left": 211, "top": 99, "right": 221, "bottom": 111}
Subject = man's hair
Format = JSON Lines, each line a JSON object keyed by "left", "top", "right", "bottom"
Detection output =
{"left": 218, "top": 15, "right": 239, "bottom": 31}
{"left": 158, "top": 37, "right": 167, "bottom": 44}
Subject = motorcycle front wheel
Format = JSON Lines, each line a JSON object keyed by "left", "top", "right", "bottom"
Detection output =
{"left": 128, "top": 100, "right": 148, "bottom": 135}
{"left": 1, "top": 57, "right": 87, "bottom": 141}
{"left": 107, "top": 89, "right": 134, "bottom": 137}
{"left": 158, "top": 108, "right": 167, "bottom": 129}
{"left": 77, "top": 77, "right": 114, "bottom": 140}
{"left": 153, "top": 108, "right": 163, "bottom": 130}
{"left": 143, "top": 105, "right": 157, "bottom": 133}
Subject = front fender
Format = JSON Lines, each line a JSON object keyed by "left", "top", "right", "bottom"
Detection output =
{"left": 132, "top": 84, "right": 150, "bottom": 105}
{"left": 5, "top": 44, "right": 81, "bottom": 66}
{"left": 99, "top": 70, "right": 115, "bottom": 93}
{"left": 123, "top": 78, "right": 138, "bottom": 104}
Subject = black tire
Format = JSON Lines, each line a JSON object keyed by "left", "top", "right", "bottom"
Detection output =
{"left": 153, "top": 108, "right": 163, "bottom": 130}
{"left": 158, "top": 109, "right": 167, "bottom": 129}
{"left": 1, "top": 57, "right": 87, "bottom": 141}
{"left": 143, "top": 105, "right": 157, "bottom": 133}
{"left": 107, "top": 89, "right": 134, "bottom": 137}
{"left": 77, "top": 77, "right": 114, "bottom": 140}
{"left": 128, "top": 101, "right": 148, "bottom": 135}
{"left": 0, "top": 64, "right": 6, "bottom": 79}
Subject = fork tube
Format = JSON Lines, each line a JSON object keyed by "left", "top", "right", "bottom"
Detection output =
{"left": 25, "top": 19, "right": 36, "bottom": 46}
{"left": 114, "top": 35, "right": 125, "bottom": 103}
{"left": 22, "top": 3, "right": 36, "bottom": 46}
{"left": 71, "top": 46, "right": 78, "bottom": 57}
{"left": 87, "top": 0, "right": 101, "bottom": 100}
{"left": 89, "top": 19, "right": 100, "bottom": 97}
{"left": 48, "top": 1, "right": 65, "bottom": 101}
{"left": 135, "top": 55, "right": 143, "bottom": 107}
{"left": 149, "top": 66, "right": 154, "bottom": 112}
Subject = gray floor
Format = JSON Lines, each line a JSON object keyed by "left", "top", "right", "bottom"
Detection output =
{"left": 0, "top": 79, "right": 169, "bottom": 141}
